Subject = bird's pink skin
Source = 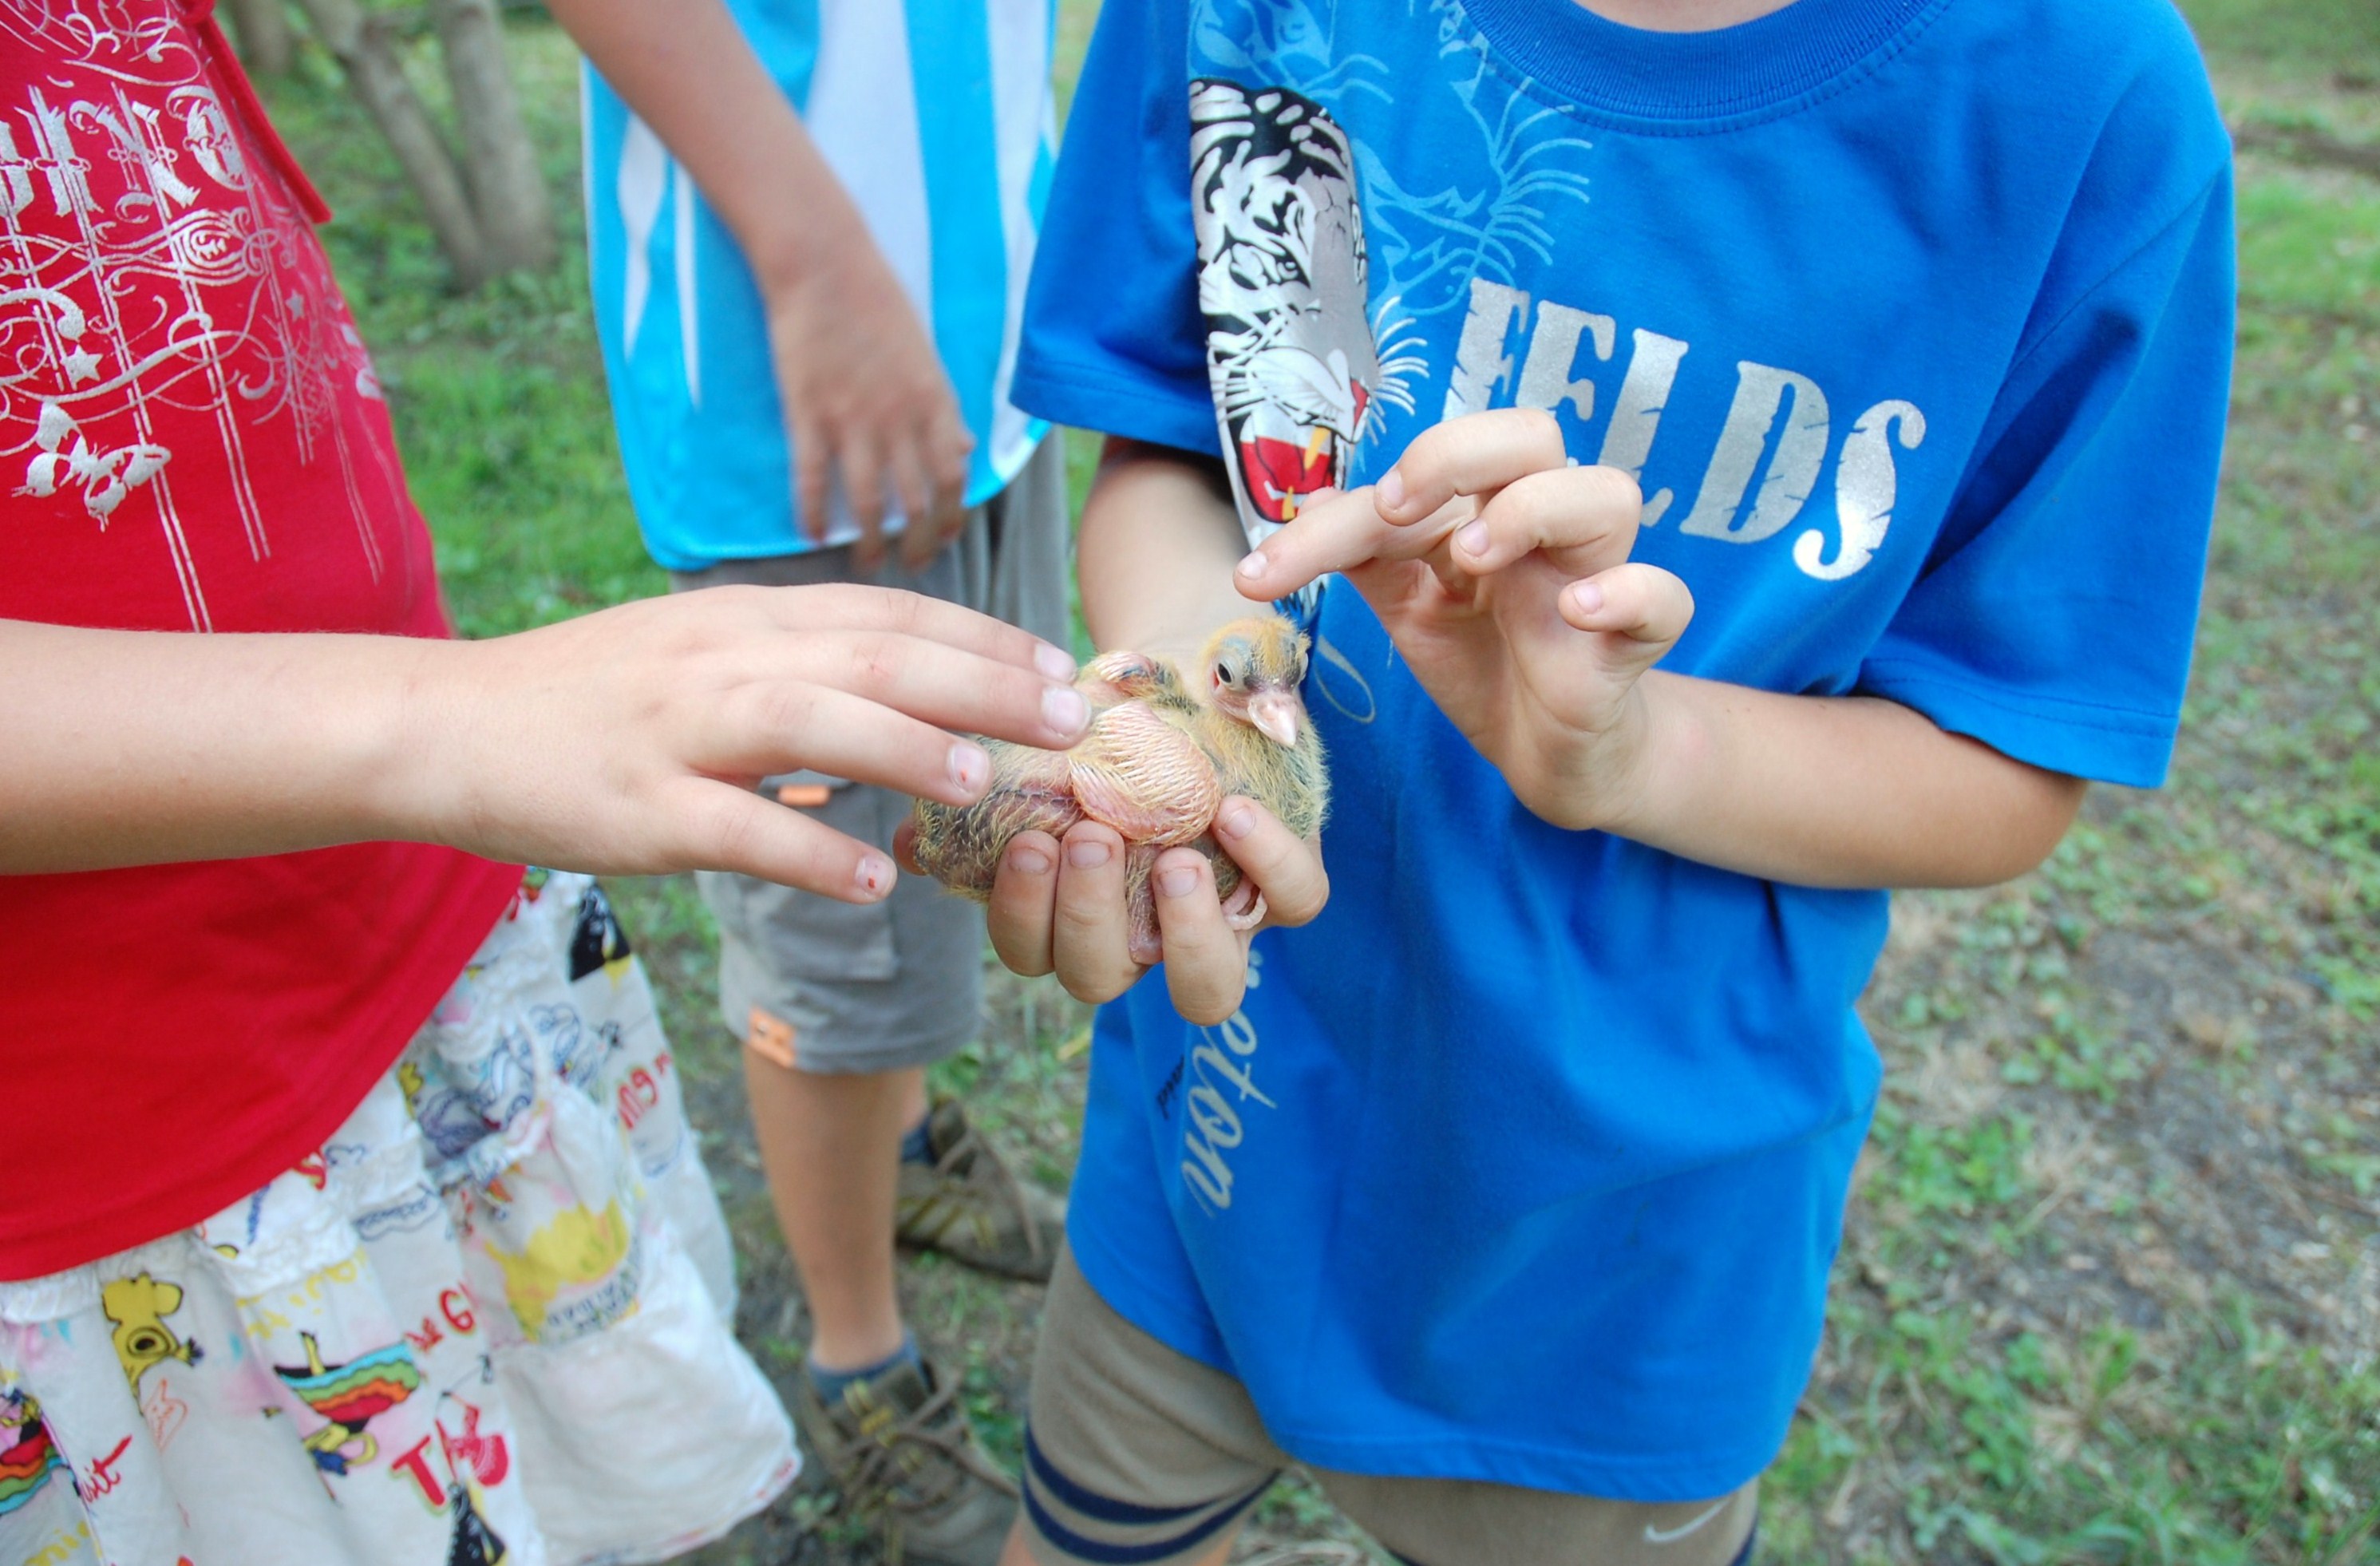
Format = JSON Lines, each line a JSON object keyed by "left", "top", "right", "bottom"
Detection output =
{"left": 1066, "top": 702, "right": 1222, "bottom": 846}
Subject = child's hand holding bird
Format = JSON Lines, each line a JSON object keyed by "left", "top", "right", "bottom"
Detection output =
{"left": 907, "top": 613, "right": 1329, "bottom": 965}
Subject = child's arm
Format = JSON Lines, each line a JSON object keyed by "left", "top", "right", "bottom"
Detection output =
{"left": 0, "top": 591, "right": 1088, "bottom": 892}
{"left": 978, "top": 441, "right": 1330, "bottom": 1026}
{"left": 991, "top": 415, "right": 2086, "bottom": 1023}
{"left": 1239, "top": 409, "right": 2089, "bottom": 888}
{"left": 547, "top": 0, "right": 971, "bottom": 570}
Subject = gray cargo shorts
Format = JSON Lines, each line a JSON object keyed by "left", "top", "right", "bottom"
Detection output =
{"left": 669, "top": 436, "right": 1070, "bottom": 1074}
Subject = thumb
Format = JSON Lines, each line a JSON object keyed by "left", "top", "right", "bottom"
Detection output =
{"left": 1557, "top": 563, "right": 1694, "bottom": 682}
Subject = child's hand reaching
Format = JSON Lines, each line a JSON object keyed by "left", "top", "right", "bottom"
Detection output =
{"left": 1235, "top": 409, "right": 1695, "bottom": 832}
{"left": 0, "top": 587, "right": 1093, "bottom": 897}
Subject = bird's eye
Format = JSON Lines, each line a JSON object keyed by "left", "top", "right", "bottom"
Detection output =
{"left": 1215, "top": 661, "right": 1238, "bottom": 686}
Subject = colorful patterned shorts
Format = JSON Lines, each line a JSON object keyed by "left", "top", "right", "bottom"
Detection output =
{"left": 0, "top": 872, "right": 797, "bottom": 1566}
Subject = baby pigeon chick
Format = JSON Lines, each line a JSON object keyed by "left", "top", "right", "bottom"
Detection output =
{"left": 911, "top": 614, "right": 1329, "bottom": 963}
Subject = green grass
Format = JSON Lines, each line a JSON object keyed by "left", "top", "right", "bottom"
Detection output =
{"left": 252, "top": 3, "right": 2380, "bottom": 1562}
{"left": 2183, "top": 0, "right": 2380, "bottom": 66}
{"left": 269, "top": 26, "right": 663, "bottom": 638}
{"left": 2238, "top": 179, "right": 2380, "bottom": 326}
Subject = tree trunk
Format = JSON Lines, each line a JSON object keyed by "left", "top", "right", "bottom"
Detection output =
{"left": 429, "top": 0, "right": 556, "bottom": 274}
{"left": 223, "top": 0, "right": 296, "bottom": 76}
{"left": 288, "top": 0, "right": 493, "bottom": 289}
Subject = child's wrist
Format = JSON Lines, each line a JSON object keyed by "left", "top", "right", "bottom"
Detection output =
{"left": 741, "top": 190, "right": 870, "bottom": 306}
{"left": 1574, "top": 674, "right": 1686, "bottom": 843}
{"left": 357, "top": 635, "right": 483, "bottom": 852}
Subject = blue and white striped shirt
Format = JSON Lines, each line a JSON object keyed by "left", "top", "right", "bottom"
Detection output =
{"left": 582, "top": 0, "right": 1055, "bottom": 571}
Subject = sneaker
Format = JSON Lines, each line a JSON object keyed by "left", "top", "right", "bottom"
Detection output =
{"left": 793, "top": 1351, "right": 1018, "bottom": 1566}
{"left": 896, "top": 1099, "right": 1065, "bottom": 1282}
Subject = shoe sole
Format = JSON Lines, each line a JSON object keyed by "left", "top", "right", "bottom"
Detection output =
{"left": 894, "top": 1232, "right": 1056, "bottom": 1283}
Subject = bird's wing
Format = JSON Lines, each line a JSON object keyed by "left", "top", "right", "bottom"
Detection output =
{"left": 1069, "top": 702, "right": 1222, "bottom": 846}
{"left": 911, "top": 740, "right": 1083, "bottom": 895}
{"left": 1078, "top": 649, "right": 1190, "bottom": 710}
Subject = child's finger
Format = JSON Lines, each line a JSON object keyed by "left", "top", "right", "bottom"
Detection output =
{"left": 1150, "top": 849, "right": 1247, "bottom": 1026}
{"left": 892, "top": 818, "right": 927, "bottom": 876}
{"left": 986, "top": 830, "right": 1063, "bottom": 976}
{"left": 1233, "top": 485, "right": 1397, "bottom": 600}
{"left": 737, "top": 633, "right": 1090, "bottom": 756}
{"left": 755, "top": 583, "right": 1077, "bottom": 682}
{"left": 842, "top": 432, "right": 889, "bottom": 571}
{"left": 790, "top": 415, "right": 830, "bottom": 544}
{"left": 1048, "top": 823, "right": 1147, "bottom": 1006}
{"left": 676, "top": 778, "right": 895, "bottom": 904}
{"left": 889, "top": 439, "right": 936, "bottom": 569}
{"left": 899, "top": 511, "right": 959, "bottom": 572}
{"left": 927, "top": 404, "right": 975, "bottom": 516}
{"left": 903, "top": 412, "right": 970, "bottom": 571}
{"left": 1451, "top": 464, "right": 1643, "bottom": 577}
{"left": 717, "top": 680, "right": 1005, "bottom": 807}
{"left": 1374, "top": 408, "right": 1568, "bottom": 525}
{"left": 1212, "top": 797, "right": 1329, "bottom": 928}
{"left": 1559, "top": 563, "right": 1697, "bottom": 672}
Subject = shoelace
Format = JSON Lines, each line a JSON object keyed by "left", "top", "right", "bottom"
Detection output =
{"left": 836, "top": 1371, "right": 1017, "bottom": 1524}
{"left": 930, "top": 1117, "right": 1049, "bottom": 1266}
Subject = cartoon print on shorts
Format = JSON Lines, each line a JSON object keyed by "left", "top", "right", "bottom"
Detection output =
{"left": 444, "top": 1481, "right": 512, "bottom": 1566}
{"left": 531, "top": 1000, "right": 615, "bottom": 1099}
{"left": 101, "top": 1272, "right": 204, "bottom": 1392}
{"left": 271, "top": 1331, "right": 424, "bottom": 1475}
{"left": 566, "top": 882, "right": 634, "bottom": 985}
{"left": 405, "top": 1022, "right": 537, "bottom": 1167}
{"left": 0, "top": 1390, "right": 65, "bottom": 1519}
{"left": 1190, "top": 79, "right": 1421, "bottom": 552}
{"left": 486, "top": 1200, "right": 638, "bottom": 1343}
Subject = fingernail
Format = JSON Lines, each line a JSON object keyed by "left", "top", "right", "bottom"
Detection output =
{"left": 1044, "top": 686, "right": 1089, "bottom": 734}
{"left": 1008, "top": 841, "right": 1052, "bottom": 876}
{"left": 947, "top": 741, "right": 988, "bottom": 793}
{"left": 1570, "top": 580, "right": 1606, "bottom": 615}
{"left": 1216, "top": 801, "right": 1255, "bottom": 840}
{"left": 1236, "top": 550, "right": 1269, "bottom": 579}
{"left": 1035, "top": 643, "right": 1077, "bottom": 681}
{"left": 1066, "top": 837, "right": 1112, "bottom": 869}
{"left": 1156, "top": 864, "right": 1200, "bottom": 898}
{"left": 1378, "top": 469, "right": 1406, "bottom": 512}
{"left": 854, "top": 854, "right": 892, "bottom": 897}
{"left": 1456, "top": 520, "right": 1490, "bottom": 557}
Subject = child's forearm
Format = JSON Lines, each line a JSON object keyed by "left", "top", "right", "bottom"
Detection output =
{"left": 545, "top": 0, "right": 864, "bottom": 297}
{"left": 552, "top": 0, "right": 971, "bottom": 561}
{"left": 1598, "top": 675, "right": 2087, "bottom": 889}
{"left": 0, "top": 597, "right": 1089, "bottom": 882}
{"left": 1083, "top": 444, "right": 2079, "bottom": 892}
{"left": 1076, "top": 443, "right": 1254, "bottom": 660}
{"left": 0, "top": 620, "right": 446, "bottom": 871}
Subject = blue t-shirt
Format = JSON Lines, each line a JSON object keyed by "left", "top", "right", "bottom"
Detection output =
{"left": 1012, "top": 0, "right": 2232, "bottom": 1502}
{"left": 583, "top": 0, "right": 1057, "bottom": 571}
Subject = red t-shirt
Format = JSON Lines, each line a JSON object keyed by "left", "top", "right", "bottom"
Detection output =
{"left": 0, "top": 0, "right": 524, "bottom": 1279}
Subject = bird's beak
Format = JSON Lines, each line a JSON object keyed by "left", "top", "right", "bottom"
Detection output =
{"left": 1247, "top": 689, "right": 1302, "bottom": 748}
